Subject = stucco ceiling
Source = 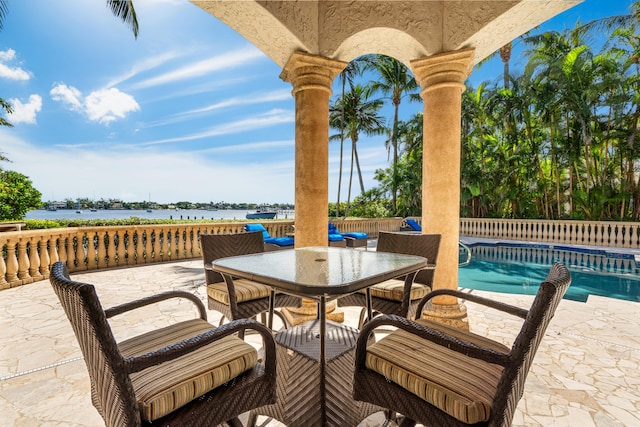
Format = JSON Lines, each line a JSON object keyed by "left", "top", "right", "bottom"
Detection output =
{"left": 192, "top": 0, "right": 582, "bottom": 68}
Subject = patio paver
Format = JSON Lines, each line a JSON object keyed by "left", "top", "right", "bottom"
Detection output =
{"left": 1, "top": 258, "right": 638, "bottom": 426}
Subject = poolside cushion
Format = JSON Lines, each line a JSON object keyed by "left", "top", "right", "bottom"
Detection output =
{"left": 328, "top": 233, "right": 345, "bottom": 242}
{"left": 264, "top": 236, "right": 294, "bottom": 247}
{"left": 245, "top": 223, "right": 269, "bottom": 239}
{"left": 328, "top": 223, "right": 339, "bottom": 234}
{"left": 405, "top": 219, "right": 422, "bottom": 231}
{"left": 342, "top": 231, "right": 368, "bottom": 239}
{"left": 357, "top": 279, "right": 430, "bottom": 301}
{"left": 207, "top": 278, "right": 272, "bottom": 303}
{"left": 119, "top": 319, "right": 258, "bottom": 422}
{"left": 365, "top": 318, "right": 507, "bottom": 424}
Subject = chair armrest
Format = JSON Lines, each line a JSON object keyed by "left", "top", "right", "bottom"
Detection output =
{"left": 124, "top": 318, "right": 277, "bottom": 377}
{"left": 415, "top": 289, "right": 529, "bottom": 320}
{"left": 104, "top": 290, "right": 207, "bottom": 321}
{"left": 355, "top": 314, "right": 510, "bottom": 372}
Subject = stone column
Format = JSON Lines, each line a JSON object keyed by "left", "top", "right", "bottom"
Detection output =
{"left": 411, "top": 48, "right": 475, "bottom": 328}
{"left": 281, "top": 52, "right": 347, "bottom": 248}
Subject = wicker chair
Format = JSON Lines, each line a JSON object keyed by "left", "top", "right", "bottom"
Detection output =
{"left": 49, "top": 261, "right": 276, "bottom": 427}
{"left": 338, "top": 231, "right": 441, "bottom": 324}
{"left": 353, "top": 262, "right": 571, "bottom": 427}
{"left": 201, "top": 231, "right": 301, "bottom": 327}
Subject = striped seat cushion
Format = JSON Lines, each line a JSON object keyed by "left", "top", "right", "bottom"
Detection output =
{"left": 365, "top": 318, "right": 508, "bottom": 424}
{"left": 207, "top": 279, "right": 272, "bottom": 303}
{"left": 119, "top": 318, "right": 258, "bottom": 421}
{"left": 357, "top": 279, "right": 430, "bottom": 301}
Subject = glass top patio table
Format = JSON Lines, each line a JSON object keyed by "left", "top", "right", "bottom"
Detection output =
{"left": 212, "top": 246, "right": 430, "bottom": 299}
{"left": 213, "top": 246, "right": 429, "bottom": 426}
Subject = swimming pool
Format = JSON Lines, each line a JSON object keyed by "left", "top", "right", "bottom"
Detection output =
{"left": 458, "top": 243, "right": 640, "bottom": 303}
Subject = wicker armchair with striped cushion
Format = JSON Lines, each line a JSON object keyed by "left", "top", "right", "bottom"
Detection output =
{"left": 353, "top": 262, "right": 571, "bottom": 427}
{"left": 202, "top": 231, "right": 300, "bottom": 328}
{"left": 339, "top": 231, "right": 441, "bottom": 325}
{"left": 49, "top": 261, "right": 277, "bottom": 427}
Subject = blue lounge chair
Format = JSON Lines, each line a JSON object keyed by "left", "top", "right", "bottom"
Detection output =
{"left": 328, "top": 231, "right": 346, "bottom": 247}
{"left": 405, "top": 218, "right": 422, "bottom": 232}
{"left": 245, "top": 223, "right": 294, "bottom": 250}
{"left": 329, "top": 222, "right": 368, "bottom": 249}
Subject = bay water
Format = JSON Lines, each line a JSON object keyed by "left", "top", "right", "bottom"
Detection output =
{"left": 26, "top": 209, "right": 294, "bottom": 221}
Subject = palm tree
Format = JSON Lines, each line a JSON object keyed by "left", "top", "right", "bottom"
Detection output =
{"left": 106, "top": 0, "right": 139, "bottom": 38}
{"left": 575, "top": 1, "right": 640, "bottom": 37}
{"left": 367, "top": 55, "right": 421, "bottom": 215}
{"left": 0, "top": 1, "right": 138, "bottom": 36}
{"left": 334, "top": 58, "right": 370, "bottom": 216}
{"left": 329, "top": 84, "right": 385, "bottom": 215}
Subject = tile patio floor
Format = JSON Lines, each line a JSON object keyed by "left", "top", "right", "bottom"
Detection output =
{"left": 1, "top": 253, "right": 639, "bottom": 426}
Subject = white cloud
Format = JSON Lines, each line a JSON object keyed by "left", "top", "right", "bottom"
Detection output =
{"left": 0, "top": 49, "right": 16, "bottom": 61}
{"left": 105, "top": 50, "right": 184, "bottom": 88}
{"left": 8, "top": 94, "right": 42, "bottom": 124}
{"left": 50, "top": 84, "right": 83, "bottom": 110}
{"left": 143, "top": 89, "right": 292, "bottom": 128}
{"left": 50, "top": 83, "right": 140, "bottom": 124}
{"left": 131, "top": 46, "right": 265, "bottom": 89}
{"left": 0, "top": 49, "right": 31, "bottom": 81}
{"left": 139, "top": 109, "right": 294, "bottom": 146}
{"left": 185, "top": 89, "right": 291, "bottom": 115}
{"left": 85, "top": 88, "right": 140, "bottom": 124}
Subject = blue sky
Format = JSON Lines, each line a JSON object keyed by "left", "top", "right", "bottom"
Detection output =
{"left": 0, "top": 0, "right": 631, "bottom": 205}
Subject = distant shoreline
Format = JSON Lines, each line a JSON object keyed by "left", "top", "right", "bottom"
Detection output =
{"left": 26, "top": 208, "right": 294, "bottom": 221}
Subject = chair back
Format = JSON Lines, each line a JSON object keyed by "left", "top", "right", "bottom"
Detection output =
{"left": 376, "top": 231, "right": 441, "bottom": 286}
{"left": 49, "top": 262, "right": 140, "bottom": 427}
{"left": 201, "top": 231, "right": 265, "bottom": 284}
{"left": 491, "top": 262, "right": 571, "bottom": 427}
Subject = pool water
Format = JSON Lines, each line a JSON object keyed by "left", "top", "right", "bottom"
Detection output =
{"left": 458, "top": 244, "right": 640, "bottom": 303}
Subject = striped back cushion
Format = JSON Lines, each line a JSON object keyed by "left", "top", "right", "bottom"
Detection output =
{"left": 207, "top": 279, "right": 272, "bottom": 304}
{"left": 119, "top": 318, "right": 258, "bottom": 421}
{"left": 357, "top": 279, "right": 430, "bottom": 301}
{"left": 365, "top": 318, "right": 508, "bottom": 424}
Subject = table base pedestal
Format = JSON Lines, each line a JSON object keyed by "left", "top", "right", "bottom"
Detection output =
{"left": 251, "top": 320, "right": 380, "bottom": 427}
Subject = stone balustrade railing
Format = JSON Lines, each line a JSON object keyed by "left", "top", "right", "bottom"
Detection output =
{"left": 2, "top": 217, "right": 637, "bottom": 289}
{"left": 0, "top": 219, "right": 403, "bottom": 289}
{"left": 460, "top": 218, "right": 640, "bottom": 248}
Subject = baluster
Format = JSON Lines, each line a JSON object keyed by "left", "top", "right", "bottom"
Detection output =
{"left": 48, "top": 235, "right": 59, "bottom": 265}
{"left": 4, "top": 239, "right": 19, "bottom": 286}
{"left": 160, "top": 231, "right": 172, "bottom": 261}
{"left": 27, "top": 237, "right": 42, "bottom": 281}
{"left": 58, "top": 234, "right": 69, "bottom": 268}
{"left": 0, "top": 245, "right": 8, "bottom": 289}
{"left": 38, "top": 238, "right": 51, "bottom": 279}
{"left": 134, "top": 229, "right": 144, "bottom": 264}
{"left": 175, "top": 228, "right": 185, "bottom": 259}
{"left": 72, "top": 231, "right": 84, "bottom": 271}
{"left": 145, "top": 228, "right": 153, "bottom": 263}
{"left": 17, "top": 238, "right": 31, "bottom": 283}
{"left": 98, "top": 230, "right": 109, "bottom": 269}
{"left": 186, "top": 227, "right": 195, "bottom": 258}
{"left": 116, "top": 229, "right": 128, "bottom": 266}
{"left": 109, "top": 230, "right": 118, "bottom": 266}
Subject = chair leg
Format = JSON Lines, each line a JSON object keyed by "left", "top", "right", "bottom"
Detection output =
{"left": 272, "top": 309, "right": 289, "bottom": 329}
{"left": 397, "top": 415, "right": 417, "bottom": 427}
{"left": 244, "top": 411, "right": 259, "bottom": 427}
{"left": 225, "top": 417, "right": 245, "bottom": 427}
{"left": 357, "top": 307, "right": 368, "bottom": 329}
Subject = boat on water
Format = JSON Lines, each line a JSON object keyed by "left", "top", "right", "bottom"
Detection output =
{"left": 246, "top": 208, "right": 277, "bottom": 220}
